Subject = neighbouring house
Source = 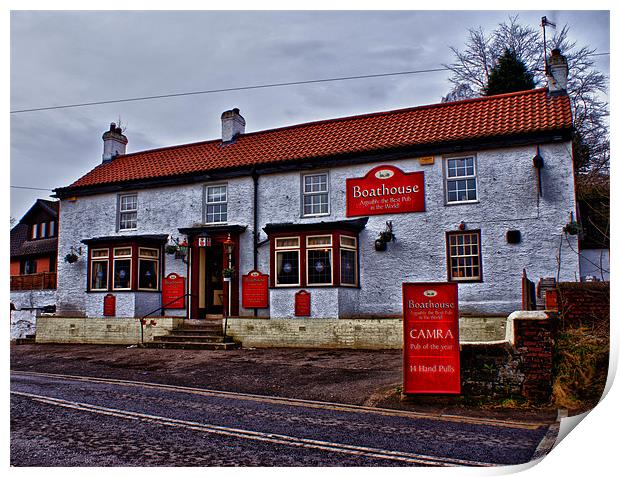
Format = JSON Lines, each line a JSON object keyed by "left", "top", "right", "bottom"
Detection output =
{"left": 576, "top": 174, "right": 610, "bottom": 282}
{"left": 10, "top": 198, "right": 59, "bottom": 339}
{"left": 43, "top": 49, "right": 581, "bottom": 347}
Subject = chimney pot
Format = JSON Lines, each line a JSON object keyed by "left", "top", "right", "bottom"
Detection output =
{"left": 102, "top": 122, "right": 128, "bottom": 162}
{"left": 221, "top": 108, "right": 246, "bottom": 142}
{"left": 546, "top": 48, "right": 569, "bottom": 94}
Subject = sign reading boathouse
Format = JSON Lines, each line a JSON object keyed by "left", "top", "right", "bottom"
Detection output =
{"left": 402, "top": 282, "right": 460, "bottom": 394}
{"left": 162, "top": 273, "right": 186, "bottom": 309}
{"left": 242, "top": 270, "right": 269, "bottom": 309}
{"left": 346, "top": 165, "right": 425, "bottom": 217}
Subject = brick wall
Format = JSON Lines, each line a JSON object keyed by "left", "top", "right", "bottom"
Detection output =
{"left": 512, "top": 315, "right": 556, "bottom": 400}
{"left": 555, "top": 282, "right": 609, "bottom": 328}
{"left": 460, "top": 311, "right": 555, "bottom": 401}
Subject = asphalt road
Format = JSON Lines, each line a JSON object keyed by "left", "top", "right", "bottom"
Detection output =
{"left": 11, "top": 371, "right": 552, "bottom": 467}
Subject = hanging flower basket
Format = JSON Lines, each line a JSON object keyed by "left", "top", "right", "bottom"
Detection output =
{"left": 165, "top": 245, "right": 178, "bottom": 255}
{"left": 64, "top": 252, "right": 79, "bottom": 264}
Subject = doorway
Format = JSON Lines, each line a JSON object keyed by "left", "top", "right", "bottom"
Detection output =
{"left": 198, "top": 241, "right": 224, "bottom": 318}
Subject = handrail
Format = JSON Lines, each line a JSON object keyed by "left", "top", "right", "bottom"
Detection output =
{"left": 138, "top": 292, "right": 194, "bottom": 346}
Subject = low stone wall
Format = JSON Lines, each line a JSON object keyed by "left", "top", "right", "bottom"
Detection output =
{"left": 226, "top": 318, "right": 403, "bottom": 349}
{"left": 35, "top": 316, "right": 182, "bottom": 345}
{"left": 226, "top": 315, "right": 507, "bottom": 349}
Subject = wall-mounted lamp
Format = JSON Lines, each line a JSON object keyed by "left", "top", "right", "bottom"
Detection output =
{"left": 374, "top": 221, "right": 396, "bottom": 251}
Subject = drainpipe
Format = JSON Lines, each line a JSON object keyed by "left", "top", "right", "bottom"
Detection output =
{"left": 252, "top": 170, "right": 259, "bottom": 318}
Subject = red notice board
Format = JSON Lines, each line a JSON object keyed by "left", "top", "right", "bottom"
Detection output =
{"left": 242, "top": 270, "right": 269, "bottom": 309}
{"left": 162, "top": 273, "right": 186, "bottom": 309}
{"left": 402, "top": 282, "right": 460, "bottom": 394}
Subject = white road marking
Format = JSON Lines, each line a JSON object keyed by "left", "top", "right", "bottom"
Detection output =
{"left": 12, "top": 390, "right": 497, "bottom": 467}
{"left": 11, "top": 370, "right": 544, "bottom": 430}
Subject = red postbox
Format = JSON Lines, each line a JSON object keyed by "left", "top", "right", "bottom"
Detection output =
{"left": 103, "top": 294, "right": 116, "bottom": 317}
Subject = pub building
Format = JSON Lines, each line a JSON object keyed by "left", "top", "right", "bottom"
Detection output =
{"left": 52, "top": 50, "right": 579, "bottom": 340}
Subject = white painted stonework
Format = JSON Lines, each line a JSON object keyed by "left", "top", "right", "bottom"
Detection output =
{"left": 57, "top": 141, "right": 579, "bottom": 319}
{"left": 10, "top": 290, "right": 57, "bottom": 339}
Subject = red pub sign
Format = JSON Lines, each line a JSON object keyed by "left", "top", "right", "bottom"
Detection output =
{"left": 346, "top": 165, "right": 425, "bottom": 217}
{"left": 402, "top": 282, "right": 460, "bottom": 394}
{"left": 242, "top": 270, "right": 269, "bottom": 309}
{"left": 162, "top": 273, "right": 186, "bottom": 309}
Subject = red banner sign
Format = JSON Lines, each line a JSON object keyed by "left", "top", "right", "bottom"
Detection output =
{"left": 162, "top": 273, "right": 186, "bottom": 309}
{"left": 346, "top": 165, "right": 425, "bottom": 217}
{"left": 295, "top": 290, "right": 311, "bottom": 317}
{"left": 402, "top": 282, "right": 460, "bottom": 394}
{"left": 242, "top": 270, "right": 269, "bottom": 309}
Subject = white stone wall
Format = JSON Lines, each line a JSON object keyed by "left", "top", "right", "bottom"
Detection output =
{"left": 10, "top": 290, "right": 58, "bottom": 339}
{"left": 58, "top": 142, "right": 579, "bottom": 318}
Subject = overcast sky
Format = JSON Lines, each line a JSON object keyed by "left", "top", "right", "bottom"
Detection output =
{"left": 10, "top": 9, "right": 610, "bottom": 219}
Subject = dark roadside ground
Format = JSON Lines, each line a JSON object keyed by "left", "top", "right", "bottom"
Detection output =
{"left": 11, "top": 344, "right": 558, "bottom": 423}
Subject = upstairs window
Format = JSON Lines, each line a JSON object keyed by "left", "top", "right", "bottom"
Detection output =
{"left": 30, "top": 224, "right": 39, "bottom": 240}
{"left": 445, "top": 156, "right": 477, "bottom": 204}
{"left": 302, "top": 173, "right": 329, "bottom": 216}
{"left": 205, "top": 184, "right": 228, "bottom": 224}
{"left": 118, "top": 193, "right": 138, "bottom": 230}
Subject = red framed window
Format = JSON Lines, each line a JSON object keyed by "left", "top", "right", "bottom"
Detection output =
{"left": 87, "top": 242, "right": 161, "bottom": 292}
{"left": 269, "top": 230, "right": 359, "bottom": 288}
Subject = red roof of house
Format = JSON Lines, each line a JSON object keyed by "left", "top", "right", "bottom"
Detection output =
{"left": 62, "top": 88, "right": 572, "bottom": 191}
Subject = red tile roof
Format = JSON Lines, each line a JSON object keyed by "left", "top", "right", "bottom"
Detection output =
{"left": 62, "top": 88, "right": 571, "bottom": 191}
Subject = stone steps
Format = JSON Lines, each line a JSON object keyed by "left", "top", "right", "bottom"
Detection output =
{"left": 145, "top": 319, "right": 240, "bottom": 350}
{"left": 146, "top": 340, "right": 239, "bottom": 350}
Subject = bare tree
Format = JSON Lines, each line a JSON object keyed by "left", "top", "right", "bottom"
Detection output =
{"left": 443, "top": 16, "right": 609, "bottom": 174}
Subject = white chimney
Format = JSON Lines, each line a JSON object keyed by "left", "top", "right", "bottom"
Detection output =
{"left": 221, "top": 108, "right": 245, "bottom": 142}
{"left": 102, "top": 122, "right": 128, "bottom": 162}
{"left": 546, "top": 48, "right": 569, "bottom": 94}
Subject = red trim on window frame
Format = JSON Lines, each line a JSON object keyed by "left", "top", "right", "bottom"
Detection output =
{"left": 86, "top": 241, "right": 164, "bottom": 292}
{"left": 267, "top": 229, "right": 359, "bottom": 288}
